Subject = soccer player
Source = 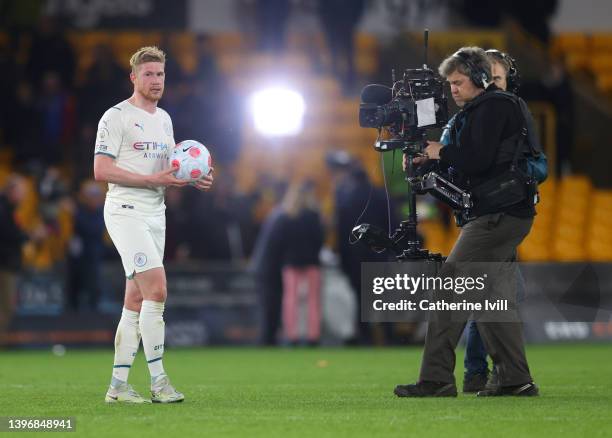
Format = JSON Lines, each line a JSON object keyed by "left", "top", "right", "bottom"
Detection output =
{"left": 94, "top": 46, "right": 213, "bottom": 403}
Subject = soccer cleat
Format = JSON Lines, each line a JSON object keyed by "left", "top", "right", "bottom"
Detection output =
{"left": 477, "top": 381, "right": 539, "bottom": 397}
{"left": 105, "top": 383, "right": 151, "bottom": 404}
{"left": 150, "top": 374, "right": 185, "bottom": 403}
{"left": 463, "top": 372, "right": 489, "bottom": 393}
{"left": 394, "top": 381, "right": 458, "bottom": 398}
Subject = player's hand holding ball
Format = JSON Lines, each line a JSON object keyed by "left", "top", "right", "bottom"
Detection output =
{"left": 169, "top": 140, "right": 214, "bottom": 191}
{"left": 149, "top": 168, "right": 190, "bottom": 187}
{"left": 193, "top": 169, "right": 214, "bottom": 192}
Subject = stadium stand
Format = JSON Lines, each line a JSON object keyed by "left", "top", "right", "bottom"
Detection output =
{"left": 2, "top": 28, "right": 612, "bottom": 264}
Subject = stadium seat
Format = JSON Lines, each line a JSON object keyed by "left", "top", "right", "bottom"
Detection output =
{"left": 300, "top": 76, "right": 342, "bottom": 98}
{"left": 418, "top": 221, "right": 447, "bottom": 256}
{"left": 331, "top": 99, "right": 361, "bottom": 123}
{"left": 424, "top": 31, "right": 505, "bottom": 56}
{"left": 209, "top": 33, "right": 246, "bottom": 54}
{"left": 591, "top": 33, "right": 612, "bottom": 51}
{"left": 552, "top": 33, "right": 590, "bottom": 52}
{"left": 519, "top": 180, "right": 556, "bottom": 262}
{"left": 169, "top": 32, "right": 197, "bottom": 73}
{"left": 589, "top": 55, "right": 612, "bottom": 73}
{"left": 586, "top": 190, "right": 612, "bottom": 260}
{"left": 564, "top": 52, "right": 591, "bottom": 72}
{"left": 287, "top": 32, "right": 326, "bottom": 52}
{"left": 596, "top": 74, "right": 612, "bottom": 92}
{"left": 550, "top": 176, "right": 592, "bottom": 261}
{"left": 216, "top": 52, "right": 243, "bottom": 76}
{"left": 356, "top": 52, "right": 379, "bottom": 77}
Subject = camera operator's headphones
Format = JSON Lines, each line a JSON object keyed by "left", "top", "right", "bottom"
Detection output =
{"left": 452, "top": 49, "right": 491, "bottom": 89}
{"left": 485, "top": 49, "right": 521, "bottom": 94}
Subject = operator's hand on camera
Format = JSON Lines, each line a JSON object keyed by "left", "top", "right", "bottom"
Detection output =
{"left": 404, "top": 154, "right": 428, "bottom": 170}
{"left": 424, "top": 141, "right": 443, "bottom": 160}
{"left": 409, "top": 154, "right": 429, "bottom": 168}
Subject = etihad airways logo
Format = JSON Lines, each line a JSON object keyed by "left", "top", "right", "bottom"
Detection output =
{"left": 133, "top": 142, "right": 170, "bottom": 151}
{"left": 133, "top": 142, "right": 170, "bottom": 159}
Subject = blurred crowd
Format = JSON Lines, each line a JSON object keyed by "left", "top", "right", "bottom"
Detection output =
{"left": 0, "top": 17, "right": 239, "bottom": 303}
{"left": 0, "top": 3, "right": 380, "bottom": 346}
{"left": 0, "top": 0, "right": 582, "bottom": 347}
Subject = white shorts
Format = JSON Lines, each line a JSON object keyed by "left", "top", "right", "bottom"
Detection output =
{"left": 104, "top": 200, "right": 165, "bottom": 278}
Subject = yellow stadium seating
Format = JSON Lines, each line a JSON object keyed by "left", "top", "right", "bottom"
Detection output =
{"left": 52, "top": 30, "right": 612, "bottom": 263}
{"left": 591, "top": 33, "right": 612, "bottom": 50}
{"left": 552, "top": 33, "right": 589, "bottom": 52}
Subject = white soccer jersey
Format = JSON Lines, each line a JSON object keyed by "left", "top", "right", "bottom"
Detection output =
{"left": 95, "top": 100, "right": 175, "bottom": 214}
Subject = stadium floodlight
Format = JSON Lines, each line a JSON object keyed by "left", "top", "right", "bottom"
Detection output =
{"left": 249, "top": 87, "right": 305, "bottom": 137}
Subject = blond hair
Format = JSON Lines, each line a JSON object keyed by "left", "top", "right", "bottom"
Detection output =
{"left": 129, "top": 46, "right": 166, "bottom": 72}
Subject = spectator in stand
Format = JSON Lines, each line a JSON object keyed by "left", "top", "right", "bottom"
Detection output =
{"left": 5, "top": 82, "right": 43, "bottom": 170}
{"left": 37, "top": 71, "right": 76, "bottom": 165}
{"left": 183, "top": 175, "right": 247, "bottom": 261}
{"left": 22, "top": 167, "right": 73, "bottom": 273}
{"left": 164, "top": 186, "right": 192, "bottom": 262}
{"left": 0, "top": 175, "right": 29, "bottom": 346}
{"left": 25, "top": 16, "right": 76, "bottom": 92}
{"left": 279, "top": 181, "right": 324, "bottom": 345}
{"left": 250, "top": 183, "right": 288, "bottom": 346}
{"left": 327, "top": 152, "right": 392, "bottom": 344}
{"left": 317, "top": 0, "right": 366, "bottom": 93}
{"left": 506, "top": 0, "right": 558, "bottom": 44}
{"left": 192, "top": 34, "right": 219, "bottom": 85}
{"left": 73, "top": 124, "right": 98, "bottom": 184}
{"left": 0, "top": 41, "right": 18, "bottom": 147}
{"left": 177, "top": 33, "right": 241, "bottom": 164}
{"left": 543, "top": 56, "right": 574, "bottom": 176}
{"left": 253, "top": 0, "right": 292, "bottom": 53}
{"left": 67, "top": 180, "right": 105, "bottom": 311}
{"left": 79, "top": 44, "right": 128, "bottom": 126}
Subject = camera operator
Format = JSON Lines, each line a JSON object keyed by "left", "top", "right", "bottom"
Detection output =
{"left": 395, "top": 47, "right": 539, "bottom": 397}
{"left": 459, "top": 48, "right": 547, "bottom": 393}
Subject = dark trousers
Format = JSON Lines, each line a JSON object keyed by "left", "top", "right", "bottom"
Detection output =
{"left": 419, "top": 213, "right": 534, "bottom": 387}
{"left": 258, "top": 275, "right": 283, "bottom": 346}
{"left": 464, "top": 252, "right": 527, "bottom": 376}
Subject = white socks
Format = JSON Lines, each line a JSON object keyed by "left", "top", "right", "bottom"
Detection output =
{"left": 139, "top": 300, "right": 166, "bottom": 378}
{"left": 112, "top": 307, "right": 141, "bottom": 384}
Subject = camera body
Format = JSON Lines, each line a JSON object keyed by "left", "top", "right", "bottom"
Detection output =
{"left": 359, "top": 68, "right": 448, "bottom": 149}
{"left": 352, "top": 30, "right": 457, "bottom": 261}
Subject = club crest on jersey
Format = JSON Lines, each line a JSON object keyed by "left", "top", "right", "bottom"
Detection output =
{"left": 134, "top": 252, "right": 147, "bottom": 267}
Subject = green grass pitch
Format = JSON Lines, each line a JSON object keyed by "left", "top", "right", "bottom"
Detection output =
{"left": 0, "top": 344, "right": 611, "bottom": 437}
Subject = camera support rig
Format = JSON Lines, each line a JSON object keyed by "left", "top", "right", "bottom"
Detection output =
{"left": 372, "top": 128, "right": 443, "bottom": 262}
{"left": 351, "top": 129, "right": 443, "bottom": 262}
{"left": 352, "top": 29, "right": 447, "bottom": 262}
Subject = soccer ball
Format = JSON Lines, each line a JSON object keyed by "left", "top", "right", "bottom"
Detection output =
{"left": 169, "top": 140, "right": 212, "bottom": 181}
